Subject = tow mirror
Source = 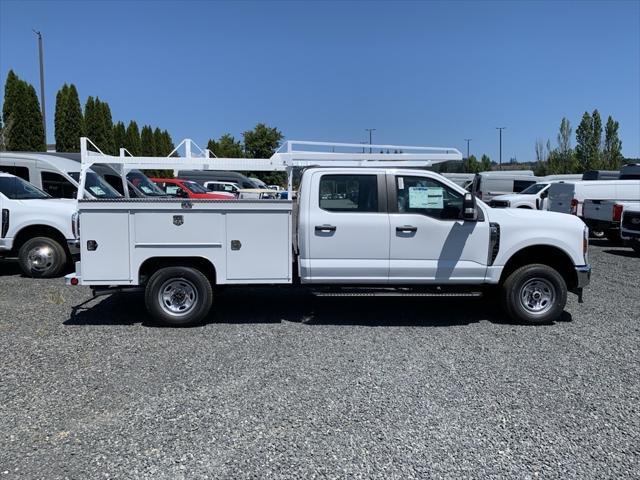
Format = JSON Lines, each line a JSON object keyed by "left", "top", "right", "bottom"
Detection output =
{"left": 463, "top": 193, "right": 478, "bottom": 221}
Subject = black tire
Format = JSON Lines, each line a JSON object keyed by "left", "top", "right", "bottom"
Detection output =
{"left": 632, "top": 241, "right": 640, "bottom": 255}
{"left": 605, "top": 229, "right": 621, "bottom": 243}
{"left": 145, "top": 266, "right": 213, "bottom": 327}
{"left": 591, "top": 229, "right": 605, "bottom": 239}
{"left": 500, "top": 264, "right": 567, "bottom": 325}
{"left": 18, "top": 236, "right": 67, "bottom": 278}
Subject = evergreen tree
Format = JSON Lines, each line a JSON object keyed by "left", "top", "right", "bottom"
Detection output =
{"left": 152, "top": 127, "right": 164, "bottom": 155}
{"left": 575, "top": 111, "right": 593, "bottom": 171}
{"left": 207, "top": 133, "right": 243, "bottom": 158}
{"left": 243, "top": 123, "right": 283, "bottom": 159}
{"left": 480, "top": 154, "right": 492, "bottom": 171}
{"left": 140, "top": 125, "right": 155, "bottom": 156}
{"left": 99, "top": 100, "right": 115, "bottom": 155}
{"left": 162, "top": 130, "right": 175, "bottom": 156}
{"left": 113, "top": 121, "right": 126, "bottom": 153}
{"left": 3, "top": 74, "right": 46, "bottom": 151}
{"left": 54, "top": 84, "right": 84, "bottom": 152}
{"left": 603, "top": 115, "right": 623, "bottom": 170}
{"left": 124, "top": 121, "right": 141, "bottom": 155}
{"left": 590, "top": 109, "right": 602, "bottom": 169}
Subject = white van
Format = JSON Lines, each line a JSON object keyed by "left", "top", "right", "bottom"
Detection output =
{"left": 0, "top": 152, "right": 121, "bottom": 199}
{"left": 471, "top": 171, "right": 538, "bottom": 202}
{"left": 489, "top": 175, "right": 584, "bottom": 209}
{"left": 547, "top": 180, "right": 640, "bottom": 217}
{"left": 442, "top": 173, "right": 476, "bottom": 188}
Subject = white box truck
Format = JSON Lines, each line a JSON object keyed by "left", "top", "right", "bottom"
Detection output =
{"left": 66, "top": 138, "right": 591, "bottom": 326}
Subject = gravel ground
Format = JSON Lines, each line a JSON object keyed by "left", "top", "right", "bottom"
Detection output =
{"left": 0, "top": 242, "right": 639, "bottom": 479}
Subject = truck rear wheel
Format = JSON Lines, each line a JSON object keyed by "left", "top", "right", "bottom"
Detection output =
{"left": 18, "top": 236, "right": 67, "bottom": 278}
{"left": 145, "top": 267, "right": 213, "bottom": 327}
{"left": 500, "top": 264, "right": 567, "bottom": 325}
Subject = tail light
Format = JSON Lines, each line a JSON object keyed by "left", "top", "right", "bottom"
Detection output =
{"left": 613, "top": 204, "right": 623, "bottom": 222}
{"left": 570, "top": 198, "right": 579, "bottom": 215}
{"left": 1, "top": 209, "right": 8, "bottom": 238}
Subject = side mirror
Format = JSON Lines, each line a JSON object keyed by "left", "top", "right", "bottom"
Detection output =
{"left": 463, "top": 193, "right": 478, "bottom": 221}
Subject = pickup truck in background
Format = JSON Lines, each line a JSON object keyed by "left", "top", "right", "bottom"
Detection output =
{"left": 620, "top": 204, "right": 640, "bottom": 254}
{"left": 583, "top": 200, "right": 640, "bottom": 241}
{"left": 66, "top": 139, "right": 591, "bottom": 327}
{"left": 0, "top": 173, "right": 78, "bottom": 277}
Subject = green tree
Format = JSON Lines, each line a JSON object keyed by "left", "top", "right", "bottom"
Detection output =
{"left": 2, "top": 72, "right": 46, "bottom": 152}
{"left": 590, "top": 109, "right": 602, "bottom": 169}
{"left": 207, "top": 133, "right": 243, "bottom": 158}
{"left": 242, "top": 123, "right": 285, "bottom": 185}
{"left": 54, "top": 84, "right": 84, "bottom": 152}
{"left": 140, "top": 125, "right": 155, "bottom": 156}
{"left": 603, "top": 115, "right": 623, "bottom": 170}
{"left": 480, "top": 154, "right": 492, "bottom": 171}
{"left": 113, "top": 121, "right": 126, "bottom": 153}
{"left": 124, "top": 121, "right": 141, "bottom": 155}
{"left": 575, "top": 111, "right": 594, "bottom": 171}
{"left": 99, "top": 100, "right": 115, "bottom": 155}
{"left": 162, "top": 130, "right": 175, "bottom": 156}
{"left": 84, "top": 97, "right": 115, "bottom": 154}
{"left": 243, "top": 123, "right": 283, "bottom": 159}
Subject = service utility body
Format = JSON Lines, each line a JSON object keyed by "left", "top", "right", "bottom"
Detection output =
{"left": 66, "top": 138, "right": 591, "bottom": 326}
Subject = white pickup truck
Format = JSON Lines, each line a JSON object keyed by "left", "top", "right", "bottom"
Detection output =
{"left": 620, "top": 203, "right": 640, "bottom": 254}
{"left": 66, "top": 139, "right": 591, "bottom": 326}
{"left": 0, "top": 172, "right": 79, "bottom": 277}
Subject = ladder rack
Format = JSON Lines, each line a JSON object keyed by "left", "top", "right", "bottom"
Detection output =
{"left": 77, "top": 137, "right": 462, "bottom": 199}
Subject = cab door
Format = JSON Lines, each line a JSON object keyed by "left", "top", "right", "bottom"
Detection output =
{"left": 388, "top": 174, "right": 489, "bottom": 283}
{"left": 306, "top": 171, "right": 389, "bottom": 283}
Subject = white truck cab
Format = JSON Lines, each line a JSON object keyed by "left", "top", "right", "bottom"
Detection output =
{"left": 0, "top": 173, "right": 79, "bottom": 277}
{"left": 66, "top": 139, "right": 591, "bottom": 327}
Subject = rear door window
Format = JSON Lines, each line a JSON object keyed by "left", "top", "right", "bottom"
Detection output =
{"left": 319, "top": 174, "right": 378, "bottom": 212}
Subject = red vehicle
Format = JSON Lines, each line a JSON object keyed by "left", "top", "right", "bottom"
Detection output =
{"left": 151, "top": 178, "right": 235, "bottom": 200}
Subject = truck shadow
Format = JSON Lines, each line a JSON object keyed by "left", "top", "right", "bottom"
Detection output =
{"left": 0, "top": 260, "right": 22, "bottom": 277}
{"left": 65, "top": 287, "right": 572, "bottom": 328}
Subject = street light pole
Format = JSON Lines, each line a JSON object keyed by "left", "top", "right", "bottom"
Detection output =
{"left": 496, "top": 127, "right": 506, "bottom": 170}
{"left": 365, "top": 128, "right": 376, "bottom": 154}
{"left": 33, "top": 30, "right": 46, "bottom": 145}
{"left": 464, "top": 138, "right": 471, "bottom": 160}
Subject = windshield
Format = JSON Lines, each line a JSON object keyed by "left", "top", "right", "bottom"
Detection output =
{"left": 126, "top": 171, "right": 167, "bottom": 196}
{"left": 68, "top": 171, "right": 121, "bottom": 198}
{"left": 183, "top": 181, "right": 208, "bottom": 193}
{"left": 0, "top": 176, "right": 51, "bottom": 199}
{"left": 520, "top": 183, "right": 548, "bottom": 195}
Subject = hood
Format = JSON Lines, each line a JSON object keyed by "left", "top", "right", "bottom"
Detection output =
{"left": 15, "top": 198, "right": 77, "bottom": 212}
{"left": 491, "top": 193, "right": 529, "bottom": 203}
{"left": 487, "top": 205, "right": 583, "bottom": 225}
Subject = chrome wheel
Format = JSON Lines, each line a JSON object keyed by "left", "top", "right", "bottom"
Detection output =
{"left": 519, "top": 278, "right": 555, "bottom": 315}
{"left": 158, "top": 278, "right": 198, "bottom": 317}
{"left": 27, "top": 245, "right": 56, "bottom": 273}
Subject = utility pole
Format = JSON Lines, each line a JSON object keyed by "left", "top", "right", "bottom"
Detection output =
{"left": 464, "top": 138, "right": 472, "bottom": 159}
{"left": 33, "top": 30, "right": 46, "bottom": 144}
{"left": 496, "top": 127, "right": 506, "bottom": 170}
{"left": 365, "top": 128, "right": 376, "bottom": 154}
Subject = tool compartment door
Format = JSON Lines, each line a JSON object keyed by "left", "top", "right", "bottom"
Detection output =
{"left": 225, "top": 212, "right": 290, "bottom": 281}
{"left": 81, "top": 211, "right": 130, "bottom": 281}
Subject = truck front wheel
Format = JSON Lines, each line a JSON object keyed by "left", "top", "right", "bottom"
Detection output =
{"left": 145, "top": 267, "right": 213, "bottom": 327}
{"left": 18, "top": 236, "right": 67, "bottom": 278}
{"left": 500, "top": 264, "right": 567, "bottom": 325}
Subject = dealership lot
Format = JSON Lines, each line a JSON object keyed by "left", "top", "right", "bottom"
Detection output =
{"left": 0, "top": 243, "right": 638, "bottom": 479}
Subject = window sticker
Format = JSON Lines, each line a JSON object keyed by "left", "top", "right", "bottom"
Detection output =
{"left": 408, "top": 186, "right": 429, "bottom": 208}
{"left": 398, "top": 177, "right": 404, "bottom": 190}
{"left": 89, "top": 186, "right": 105, "bottom": 196}
{"left": 408, "top": 186, "right": 444, "bottom": 209}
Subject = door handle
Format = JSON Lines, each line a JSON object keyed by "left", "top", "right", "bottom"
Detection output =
{"left": 396, "top": 225, "right": 417, "bottom": 233}
{"left": 315, "top": 225, "right": 337, "bottom": 233}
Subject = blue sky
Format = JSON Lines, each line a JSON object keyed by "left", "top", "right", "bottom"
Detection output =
{"left": 1, "top": 0, "right": 638, "bottom": 161}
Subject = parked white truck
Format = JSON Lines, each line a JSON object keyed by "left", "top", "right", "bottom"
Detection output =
{"left": 66, "top": 139, "right": 591, "bottom": 326}
{"left": 0, "top": 173, "right": 79, "bottom": 277}
{"left": 620, "top": 203, "right": 640, "bottom": 254}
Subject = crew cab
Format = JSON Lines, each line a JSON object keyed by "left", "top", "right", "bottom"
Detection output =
{"left": 67, "top": 139, "right": 591, "bottom": 327}
{"left": 151, "top": 178, "right": 235, "bottom": 200}
{"left": 0, "top": 173, "right": 78, "bottom": 277}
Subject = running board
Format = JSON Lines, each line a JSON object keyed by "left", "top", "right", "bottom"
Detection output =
{"left": 313, "top": 290, "right": 483, "bottom": 298}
